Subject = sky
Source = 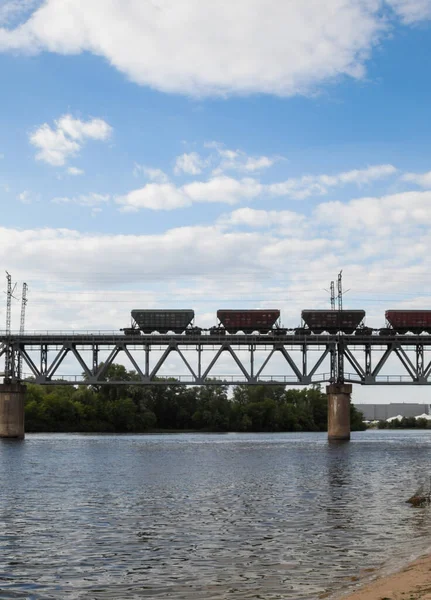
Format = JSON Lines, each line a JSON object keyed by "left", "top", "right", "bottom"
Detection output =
{"left": 1, "top": 0, "right": 431, "bottom": 402}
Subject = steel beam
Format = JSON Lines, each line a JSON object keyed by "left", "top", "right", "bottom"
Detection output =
{"left": 3, "top": 332, "right": 431, "bottom": 386}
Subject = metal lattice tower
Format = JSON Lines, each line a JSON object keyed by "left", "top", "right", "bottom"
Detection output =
{"left": 5, "top": 272, "right": 12, "bottom": 336}
{"left": 18, "top": 283, "right": 28, "bottom": 379}
{"left": 4, "top": 272, "right": 16, "bottom": 381}
{"left": 330, "top": 281, "right": 335, "bottom": 310}
{"left": 337, "top": 270, "right": 343, "bottom": 312}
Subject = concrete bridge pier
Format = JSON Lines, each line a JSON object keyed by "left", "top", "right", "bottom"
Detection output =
{"left": 327, "top": 383, "right": 352, "bottom": 441}
{"left": 0, "top": 383, "right": 25, "bottom": 439}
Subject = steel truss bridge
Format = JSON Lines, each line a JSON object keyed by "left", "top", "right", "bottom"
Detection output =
{"left": 2, "top": 332, "right": 431, "bottom": 386}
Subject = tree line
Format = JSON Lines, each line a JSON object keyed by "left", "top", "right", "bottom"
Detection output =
{"left": 24, "top": 363, "right": 366, "bottom": 433}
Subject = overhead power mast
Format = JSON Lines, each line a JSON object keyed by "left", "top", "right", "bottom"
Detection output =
{"left": 328, "top": 270, "right": 346, "bottom": 382}
{"left": 337, "top": 270, "right": 343, "bottom": 311}
{"left": 18, "top": 283, "right": 28, "bottom": 380}
{"left": 330, "top": 280, "right": 335, "bottom": 310}
{"left": 337, "top": 270, "right": 349, "bottom": 383}
{"left": 4, "top": 272, "right": 17, "bottom": 382}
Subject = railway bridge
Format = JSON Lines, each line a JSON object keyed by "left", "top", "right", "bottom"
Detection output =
{"left": 2, "top": 330, "right": 431, "bottom": 440}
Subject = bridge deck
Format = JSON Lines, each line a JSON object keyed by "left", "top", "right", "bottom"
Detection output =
{"left": 1, "top": 333, "right": 431, "bottom": 345}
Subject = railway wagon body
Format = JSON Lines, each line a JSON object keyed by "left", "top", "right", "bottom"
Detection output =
{"left": 301, "top": 310, "right": 366, "bottom": 334}
{"left": 217, "top": 309, "right": 280, "bottom": 334}
{"left": 131, "top": 309, "right": 195, "bottom": 334}
{"left": 386, "top": 310, "right": 431, "bottom": 334}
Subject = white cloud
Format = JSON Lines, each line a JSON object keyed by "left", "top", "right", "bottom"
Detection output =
{"left": 56, "top": 114, "right": 111, "bottom": 141}
{"left": 387, "top": 0, "right": 431, "bottom": 23}
{"left": 0, "top": 1, "right": 427, "bottom": 97}
{"left": 133, "top": 164, "right": 169, "bottom": 183}
{"left": 2, "top": 205, "right": 430, "bottom": 306}
{"left": 174, "top": 152, "right": 207, "bottom": 176}
{"left": 116, "top": 163, "right": 398, "bottom": 211}
{"left": 183, "top": 176, "right": 262, "bottom": 204}
{"left": 243, "top": 156, "right": 275, "bottom": 172}
{"left": 314, "top": 190, "right": 431, "bottom": 232}
{"left": 17, "top": 190, "right": 35, "bottom": 204}
{"left": 67, "top": 166, "right": 84, "bottom": 176}
{"left": 117, "top": 183, "right": 188, "bottom": 212}
{"left": 0, "top": 0, "right": 40, "bottom": 26}
{"left": 52, "top": 193, "right": 110, "bottom": 207}
{"left": 116, "top": 176, "right": 263, "bottom": 211}
{"left": 209, "top": 144, "right": 278, "bottom": 175}
{"left": 29, "top": 114, "right": 112, "bottom": 166}
{"left": 218, "top": 207, "right": 306, "bottom": 235}
{"left": 402, "top": 170, "right": 431, "bottom": 188}
{"left": 269, "top": 164, "right": 397, "bottom": 199}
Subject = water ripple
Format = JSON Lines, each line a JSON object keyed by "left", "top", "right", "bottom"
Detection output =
{"left": 0, "top": 431, "right": 431, "bottom": 599}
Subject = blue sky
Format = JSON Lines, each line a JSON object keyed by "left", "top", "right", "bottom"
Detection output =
{"left": 1, "top": 0, "right": 431, "bottom": 398}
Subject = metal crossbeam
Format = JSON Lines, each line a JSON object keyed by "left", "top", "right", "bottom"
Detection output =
{"left": 2, "top": 332, "right": 431, "bottom": 385}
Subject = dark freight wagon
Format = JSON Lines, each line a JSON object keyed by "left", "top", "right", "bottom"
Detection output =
{"left": 385, "top": 310, "right": 431, "bottom": 334}
{"left": 131, "top": 309, "right": 195, "bottom": 334}
{"left": 301, "top": 310, "right": 366, "bottom": 334}
{"left": 216, "top": 309, "right": 280, "bottom": 334}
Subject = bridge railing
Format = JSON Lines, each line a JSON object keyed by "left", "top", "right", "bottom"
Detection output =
{"left": 20, "top": 372, "right": 331, "bottom": 385}
{"left": 0, "top": 330, "right": 122, "bottom": 336}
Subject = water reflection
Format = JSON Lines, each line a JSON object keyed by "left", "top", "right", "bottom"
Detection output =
{"left": 326, "top": 441, "right": 352, "bottom": 537}
{"left": 0, "top": 431, "right": 431, "bottom": 599}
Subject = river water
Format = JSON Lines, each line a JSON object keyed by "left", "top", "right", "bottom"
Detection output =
{"left": 1, "top": 430, "right": 431, "bottom": 599}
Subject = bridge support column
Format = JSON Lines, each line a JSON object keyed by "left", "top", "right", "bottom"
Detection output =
{"left": 0, "top": 384, "right": 25, "bottom": 439}
{"left": 327, "top": 383, "right": 352, "bottom": 441}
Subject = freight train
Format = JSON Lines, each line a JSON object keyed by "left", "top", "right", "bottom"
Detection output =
{"left": 121, "top": 309, "right": 431, "bottom": 336}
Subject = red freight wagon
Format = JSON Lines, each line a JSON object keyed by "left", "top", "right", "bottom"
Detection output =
{"left": 301, "top": 310, "right": 365, "bottom": 334}
{"left": 217, "top": 309, "right": 280, "bottom": 334}
{"left": 386, "top": 310, "right": 431, "bottom": 334}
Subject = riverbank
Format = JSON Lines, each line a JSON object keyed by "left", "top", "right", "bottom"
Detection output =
{"left": 339, "top": 553, "right": 431, "bottom": 599}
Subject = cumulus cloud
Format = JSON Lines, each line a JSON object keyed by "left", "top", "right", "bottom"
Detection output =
{"left": 0, "top": 225, "right": 272, "bottom": 286}
{"left": 133, "top": 164, "right": 169, "bottom": 183}
{"left": 269, "top": 164, "right": 397, "bottom": 199}
{"left": 67, "top": 166, "right": 84, "bottom": 176}
{"left": 0, "top": 1, "right": 428, "bottom": 97}
{"left": 183, "top": 176, "right": 262, "bottom": 205}
{"left": 208, "top": 144, "right": 278, "bottom": 175}
{"left": 387, "top": 0, "right": 431, "bottom": 23}
{"left": 29, "top": 114, "right": 112, "bottom": 166}
{"left": 314, "top": 190, "right": 431, "bottom": 232}
{"left": 218, "top": 207, "right": 306, "bottom": 234}
{"left": 402, "top": 170, "right": 431, "bottom": 188}
{"left": 1, "top": 206, "right": 430, "bottom": 307}
{"left": 117, "top": 183, "right": 188, "bottom": 212}
{"left": 116, "top": 176, "right": 263, "bottom": 211}
{"left": 174, "top": 152, "right": 207, "bottom": 175}
{"left": 117, "top": 163, "right": 397, "bottom": 211}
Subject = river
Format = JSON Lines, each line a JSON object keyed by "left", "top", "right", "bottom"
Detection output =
{"left": 1, "top": 430, "right": 431, "bottom": 599}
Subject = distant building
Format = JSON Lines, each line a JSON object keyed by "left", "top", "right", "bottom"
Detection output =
{"left": 354, "top": 403, "right": 431, "bottom": 421}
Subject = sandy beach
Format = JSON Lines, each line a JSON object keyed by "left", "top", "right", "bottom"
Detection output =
{"left": 338, "top": 554, "right": 431, "bottom": 600}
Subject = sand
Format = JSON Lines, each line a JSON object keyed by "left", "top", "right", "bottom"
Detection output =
{"left": 338, "top": 554, "right": 431, "bottom": 600}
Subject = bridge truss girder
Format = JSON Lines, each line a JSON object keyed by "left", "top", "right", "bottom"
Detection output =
{"left": 0, "top": 334, "right": 337, "bottom": 386}
{"left": 340, "top": 340, "right": 431, "bottom": 385}
{"left": 2, "top": 334, "right": 431, "bottom": 385}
